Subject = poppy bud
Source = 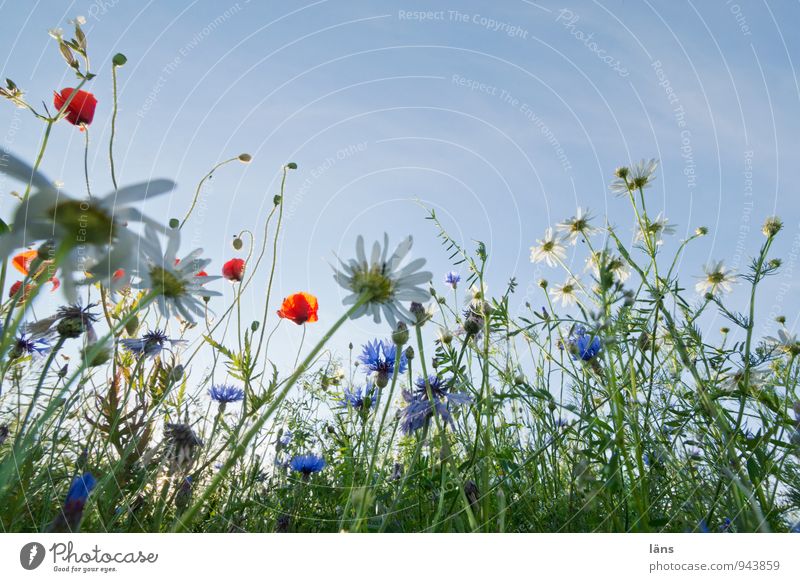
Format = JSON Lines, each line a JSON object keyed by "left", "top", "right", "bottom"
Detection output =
{"left": 404, "top": 346, "right": 415, "bottom": 361}
{"left": 169, "top": 218, "right": 179, "bottom": 229}
{"left": 125, "top": 315, "right": 139, "bottom": 336}
{"left": 238, "top": 153, "right": 252, "bottom": 163}
{"left": 232, "top": 237, "right": 243, "bottom": 250}
{"left": 169, "top": 365, "right": 185, "bottom": 383}
{"left": 112, "top": 53, "right": 127, "bottom": 67}
{"left": 286, "top": 162, "right": 297, "bottom": 170}
{"left": 81, "top": 345, "right": 110, "bottom": 367}
{"left": 392, "top": 322, "right": 409, "bottom": 346}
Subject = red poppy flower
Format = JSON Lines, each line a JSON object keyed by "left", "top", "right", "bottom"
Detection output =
{"left": 9, "top": 281, "right": 32, "bottom": 300}
{"left": 277, "top": 292, "right": 319, "bottom": 325}
{"left": 11, "top": 250, "right": 59, "bottom": 292}
{"left": 112, "top": 269, "right": 126, "bottom": 281}
{"left": 222, "top": 258, "right": 245, "bottom": 282}
{"left": 53, "top": 88, "right": 97, "bottom": 127}
{"left": 12, "top": 250, "right": 37, "bottom": 274}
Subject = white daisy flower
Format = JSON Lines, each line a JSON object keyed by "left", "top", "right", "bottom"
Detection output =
{"left": 586, "top": 251, "right": 630, "bottom": 283}
{"left": 0, "top": 153, "right": 173, "bottom": 301}
{"left": 721, "top": 368, "right": 769, "bottom": 391}
{"left": 610, "top": 158, "right": 658, "bottom": 194}
{"left": 530, "top": 227, "right": 566, "bottom": 267}
{"left": 550, "top": 277, "right": 580, "bottom": 307}
{"left": 556, "top": 207, "right": 599, "bottom": 245}
{"left": 131, "top": 227, "right": 221, "bottom": 322}
{"left": 333, "top": 234, "right": 432, "bottom": 327}
{"left": 695, "top": 261, "right": 737, "bottom": 296}
{"left": 765, "top": 328, "right": 800, "bottom": 357}
{"left": 636, "top": 212, "right": 675, "bottom": 246}
{"left": 466, "top": 281, "right": 487, "bottom": 304}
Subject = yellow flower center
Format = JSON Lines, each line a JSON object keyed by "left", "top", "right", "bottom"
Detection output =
{"left": 350, "top": 265, "right": 394, "bottom": 303}
{"left": 50, "top": 200, "right": 116, "bottom": 246}
{"left": 149, "top": 266, "right": 187, "bottom": 298}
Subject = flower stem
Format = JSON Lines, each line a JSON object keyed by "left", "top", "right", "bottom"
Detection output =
{"left": 178, "top": 157, "right": 241, "bottom": 230}
{"left": 172, "top": 295, "right": 369, "bottom": 531}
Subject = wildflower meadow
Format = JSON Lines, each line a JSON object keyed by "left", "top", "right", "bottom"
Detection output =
{"left": 1, "top": 14, "right": 799, "bottom": 538}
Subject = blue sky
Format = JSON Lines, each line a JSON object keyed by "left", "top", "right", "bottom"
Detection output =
{"left": 0, "top": 0, "right": 798, "bottom": 374}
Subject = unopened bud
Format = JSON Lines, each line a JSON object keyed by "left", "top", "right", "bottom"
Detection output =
{"left": 392, "top": 322, "right": 409, "bottom": 345}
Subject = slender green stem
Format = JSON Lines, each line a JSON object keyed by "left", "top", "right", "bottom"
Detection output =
{"left": 179, "top": 157, "right": 241, "bottom": 230}
{"left": 172, "top": 295, "right": 369, "bottom": 531}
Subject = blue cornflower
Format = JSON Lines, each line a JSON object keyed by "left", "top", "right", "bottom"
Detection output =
{"left": 66, "top": 473, "right": 96, "bottom": 505}
{"left": 10, "top": 332, "right": 49, "bottom": 358}
{"left": 400, "top": 375, "right": 472, "bottom": 434}
{"left": 444, "top": 271, "right": 461, "bottom": 289}
{"left": 339, "top": 383, "right": 376, "bottom": 410}
{"left": 719, "top": 517, "right": 732, "bottom": 532}
{"left": 50, "top": 473, "right": 96, "bottom": 532}
{"left": 208, "top": 384, "right": 245, "bottom": 404}
{"left": 568, "top": 326, "right": 602, "bottom": 361}
{"left": 359, "top": 339, "right": 408, "bottom": 376}
{"left": 120, "top": 329, "right": 185, "bottom": 358}
{"left": 279, "top": 429, "right": 293, "bottom": 446}
{"left": 289, "top": 453, "right": 326, "bottom": 476}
